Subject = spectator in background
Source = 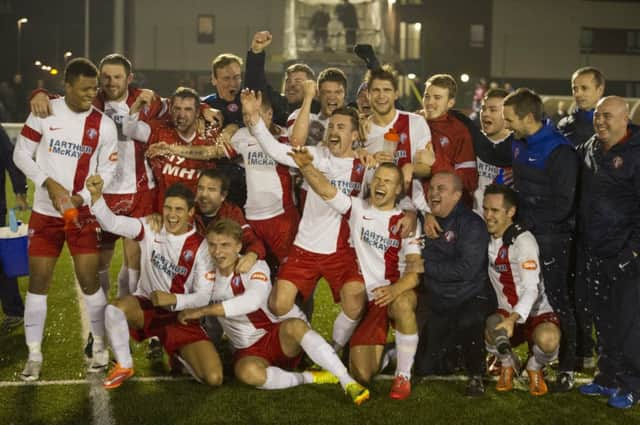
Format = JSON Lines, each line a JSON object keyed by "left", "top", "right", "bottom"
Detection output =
{"left": 0, "top": 124, "right": 28, "bottom": 334}
{"left": 551, "top": 100, "right": 568, "bottom": 125}
{"left": 335, "top": 0, "right": 358, "bottom": 51}
{"left": 310, "top": 7, "right": 330, "bottom": 51}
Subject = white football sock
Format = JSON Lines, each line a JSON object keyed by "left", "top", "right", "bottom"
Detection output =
{"left": 300, "top": 330, "right": 353, "bottom": 390}
{"left": 331, "top": 311, "right": 359, "bottom": 352}
{"left": 83, "top": 290, "right": 107, "bottom": 341}
{"left": 258, "top": 366, "right": 307, "bottom": 389}
{"left": 527, "top": 344, "right": 558, "bottom": 371}
{"left": 105, "top": 305, "right": 133, "bottom": 368}
{"left": 24, "top": 292, "right": 47, "bottom": 362}
{"left": 395, "top": 331, "right": 418, "bottom": 379}
{"left": 98, "top": 269, "right": 110, "bottom": 298}
{"left": 117, "top": 266, "right": 129, "bottom": 298}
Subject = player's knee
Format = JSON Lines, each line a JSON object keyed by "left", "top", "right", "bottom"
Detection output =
{"left": 235, "top": 362, "right": 266, "bottom": 387}
{"left": 535, "top": 327, "right": 560, "bottom": 353}
{"left": 203, "top": 369, "right": 223, "bottom": 387}
{"left": 484, "top": 314, "right": 503, "bottom": 345}
{"left": 282, "top": 318, "right": 309, "bottom": 340}
{"left": 389, "top": 294, "right": 414, "bottom": 319}
{"left": 269, "top": 295, "right": 292, "bottom": 317}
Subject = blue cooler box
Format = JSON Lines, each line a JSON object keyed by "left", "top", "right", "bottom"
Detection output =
{"left": 0, "top": 222, "right": 29, "bottom": 278}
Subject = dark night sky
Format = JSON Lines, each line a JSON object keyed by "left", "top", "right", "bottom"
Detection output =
{"left": 0, "top": 0, "right": 113, "bottom": 86}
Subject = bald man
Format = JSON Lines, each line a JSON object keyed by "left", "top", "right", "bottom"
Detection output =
{"left": 577, "top": 96, "right": 640, "bottom": 409}
{"left": 415, "top": 172, "right": 490, "bottom": 397}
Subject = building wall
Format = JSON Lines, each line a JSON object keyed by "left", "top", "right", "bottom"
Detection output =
{"left": 131, "top": 0, "right": 286, "bottom": 72}
{"left": 491, "top": 0, "right": 640, "bottom": 81}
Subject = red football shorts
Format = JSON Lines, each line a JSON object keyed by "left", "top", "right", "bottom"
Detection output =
{"left": 28, "top": 207, "right": 101, "bottom": 256}
{"left": 248, "top": 207, "right": 300, "bottom": 264}
{"left": 130, "top": 297, "right": 210, "bottom": 357}
{"left": 350, "top": 301, "right": 390, "bottom": 347}
{"left": 497, "top": 309, "right": 561, "bottom": 347}
{"left": 277, "top": 245, "right": 364, "bottom": 302}
{"left": 233, "top": 322, "right": 302, "bottom": 369}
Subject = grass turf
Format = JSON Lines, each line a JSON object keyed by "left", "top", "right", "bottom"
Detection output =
{"left": 1, "top": 183, "right": 640, "bottom": 424}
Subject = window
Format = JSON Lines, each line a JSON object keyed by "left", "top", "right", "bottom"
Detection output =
{"left": 470, "top": 24, "right": 485, "bottom": 48}
{"left": 400, "top": 22, "right": 422, "bottom": 60}
{"left": 581, "top": 27, "right": 640, "bottom": 55}
{"left": 197, "top": 15, "right": 215, "bottom": 44}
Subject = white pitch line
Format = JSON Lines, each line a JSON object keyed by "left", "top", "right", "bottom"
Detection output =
{"left": 0, "top": 376, "right": 191, "bottom": 388}
{"left": 0, "top": 374, "right": 592, "bottom": 388}
{"left": 74, "top": 282, "right": 115, "bottom": 425}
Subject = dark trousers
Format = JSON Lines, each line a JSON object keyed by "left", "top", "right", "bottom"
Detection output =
{"left": 414, "top": 294, "right": 489, "bottom": 377}
{"left": 536, "top": 233, "right": 576, "bottom": 372}
{"left": 572, "top": 237, "right": 595, "bottom": 358}
{"left": 587, "top": 250, "right": 640, "bottom": 393}
{"left": 0, "top": 272, "right": 24, "bottom": 317}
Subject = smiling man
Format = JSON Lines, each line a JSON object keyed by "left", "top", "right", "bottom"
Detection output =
{"left": 288, "top": 67, "right": 348, "bottom": 147}
{"left": 86, "top": 176, "right": 222, "bottom": 389}
{"left": 414, "top": 172, "right": 489, "bottom": 397}
{"left": 242, "top": 89, "right": 367, "bottom": 357}
{"left": 577, "top": 96, "right": 640, "bottom": 409}
{"left": 288, "top": 147, "right": 424, "bottom": 400}
{"left": 502, "top": 88, "right": 579, "bottom": 392}
{"left": 13, "top": 58, "right": 119, "bottom": 380}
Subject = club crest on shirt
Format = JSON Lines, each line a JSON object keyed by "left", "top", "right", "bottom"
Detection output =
{"left": 612, "top": 156, "right": 624, "bottom": 169}
{"left": 400, "top": 133, "right": 408, "bottom": 144}
{"left": 444, "top": 230, "right": 456, "bottom": 243}
{"left": 227, "top": 103, "right": 239, "bottom": 112}
{"left": 439, "top": 136, "right": 449, "bottom": 147}
{"left": 182, "top": 250, "right": 194, "bottom": 262}
{"left": 86, "top": 128, "right": 98, "bottom": 139}
{"left": 232, "top": 275, "right": 242, "bottom": 288}
{"left": 499, "top": 247, "right": 508, "bottom": 259}
{"left": 355, "top": 163, "right": 364, "bottom": 174}
{"left": 514, "top": 146, "right": 520, "bottom": 159}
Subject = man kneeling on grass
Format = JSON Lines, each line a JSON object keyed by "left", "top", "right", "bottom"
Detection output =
{"left": 86, "top": 176, "right": 223, "bottom": 389}
{"left": 483, "top": 184, "right": 561, "bottom": 396}
{"left": 178, "top": 219, "right": 370, "bottom": 405}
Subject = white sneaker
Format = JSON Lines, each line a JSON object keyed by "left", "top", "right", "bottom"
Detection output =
{"left": 88, "top": 349, "right": 109, "bottom": 372}
{"left": 21, "top": 360, "right": 42, "bottom": 381}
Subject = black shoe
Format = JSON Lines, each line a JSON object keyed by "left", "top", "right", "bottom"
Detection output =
{"left": 147, "top": 337, "right": 163, "bottom": 361}
{"left": 84, "top": 332, "right": 94, "bottom": 359}
{"left": 0, "top": 315, "right": 23, "bottom": 335}
{"left": 466, "top": 375, "right": 485, "bottom": 397}
{"left": 353, "top": 44, "right": 380, "bottom": 70}
{"left": 552, "top": 371, "right": 575, "bottom": 393}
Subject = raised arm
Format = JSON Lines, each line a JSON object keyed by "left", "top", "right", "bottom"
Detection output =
{"left": 86, "top": 174, "right": 143, "bottom": 240}
{"left": 288, "top": 80, "right": 317, "bottom": 147}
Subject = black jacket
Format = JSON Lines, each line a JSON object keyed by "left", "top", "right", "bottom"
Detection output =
{"left": 557, "top": 109, "right": 595, "bottom": 147}
{"left": 578, "top": 125, "right": 640, "bottom": 259}
{"left": 244, "top": 50, "right": 320, "bottom": 127}
{"left": 421, "top": 202, "right": 489, "bottom": 311}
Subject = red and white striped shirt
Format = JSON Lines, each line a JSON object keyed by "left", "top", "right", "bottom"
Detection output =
{"left": 14, "top": 98, "right": 119, "bottom": 217}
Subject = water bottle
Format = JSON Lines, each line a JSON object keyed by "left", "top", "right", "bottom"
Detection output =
{"left": 9, "top": 208, "right": 18, "bottom": 232}
{"left": 59, "top": 196, "right": 80, "bottom": 230}
{"left": 382, "top": 128, "right": 399, "bottom": 159}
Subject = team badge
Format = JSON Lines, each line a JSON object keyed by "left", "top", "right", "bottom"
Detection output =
{"left": 444, "top": 230, "right": 456, "bottom": 243}
{"left": 232, "top": 275, "right": 242, "bottom": 288}
{"left": 355, "top": 163, "right": 364, "bottom": 174}
{"left": 86, "top": 128, "right": 98, "bottom": 139}
{"left": 400, "top": 133, "right": 408, "bottom": 144}
{"left": 514, "top": 147, "right": 520, "bottom": 159}
{"left": 612, "top": 156, "right": 624, "bottom": 169}
{"left": 439, "top": 136, "right": 449, "bottom": 147}
{"left": 183, "top": 250, "right": 194, "bottom": 262}
{"left": 227, "top": 103, "right": 239, "bottom": 112}
{"left": 522, "top": 260, "right": 538, "bottom": 270}
{"left": 499, "top": 247, "right": 507, "bottom": 259}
